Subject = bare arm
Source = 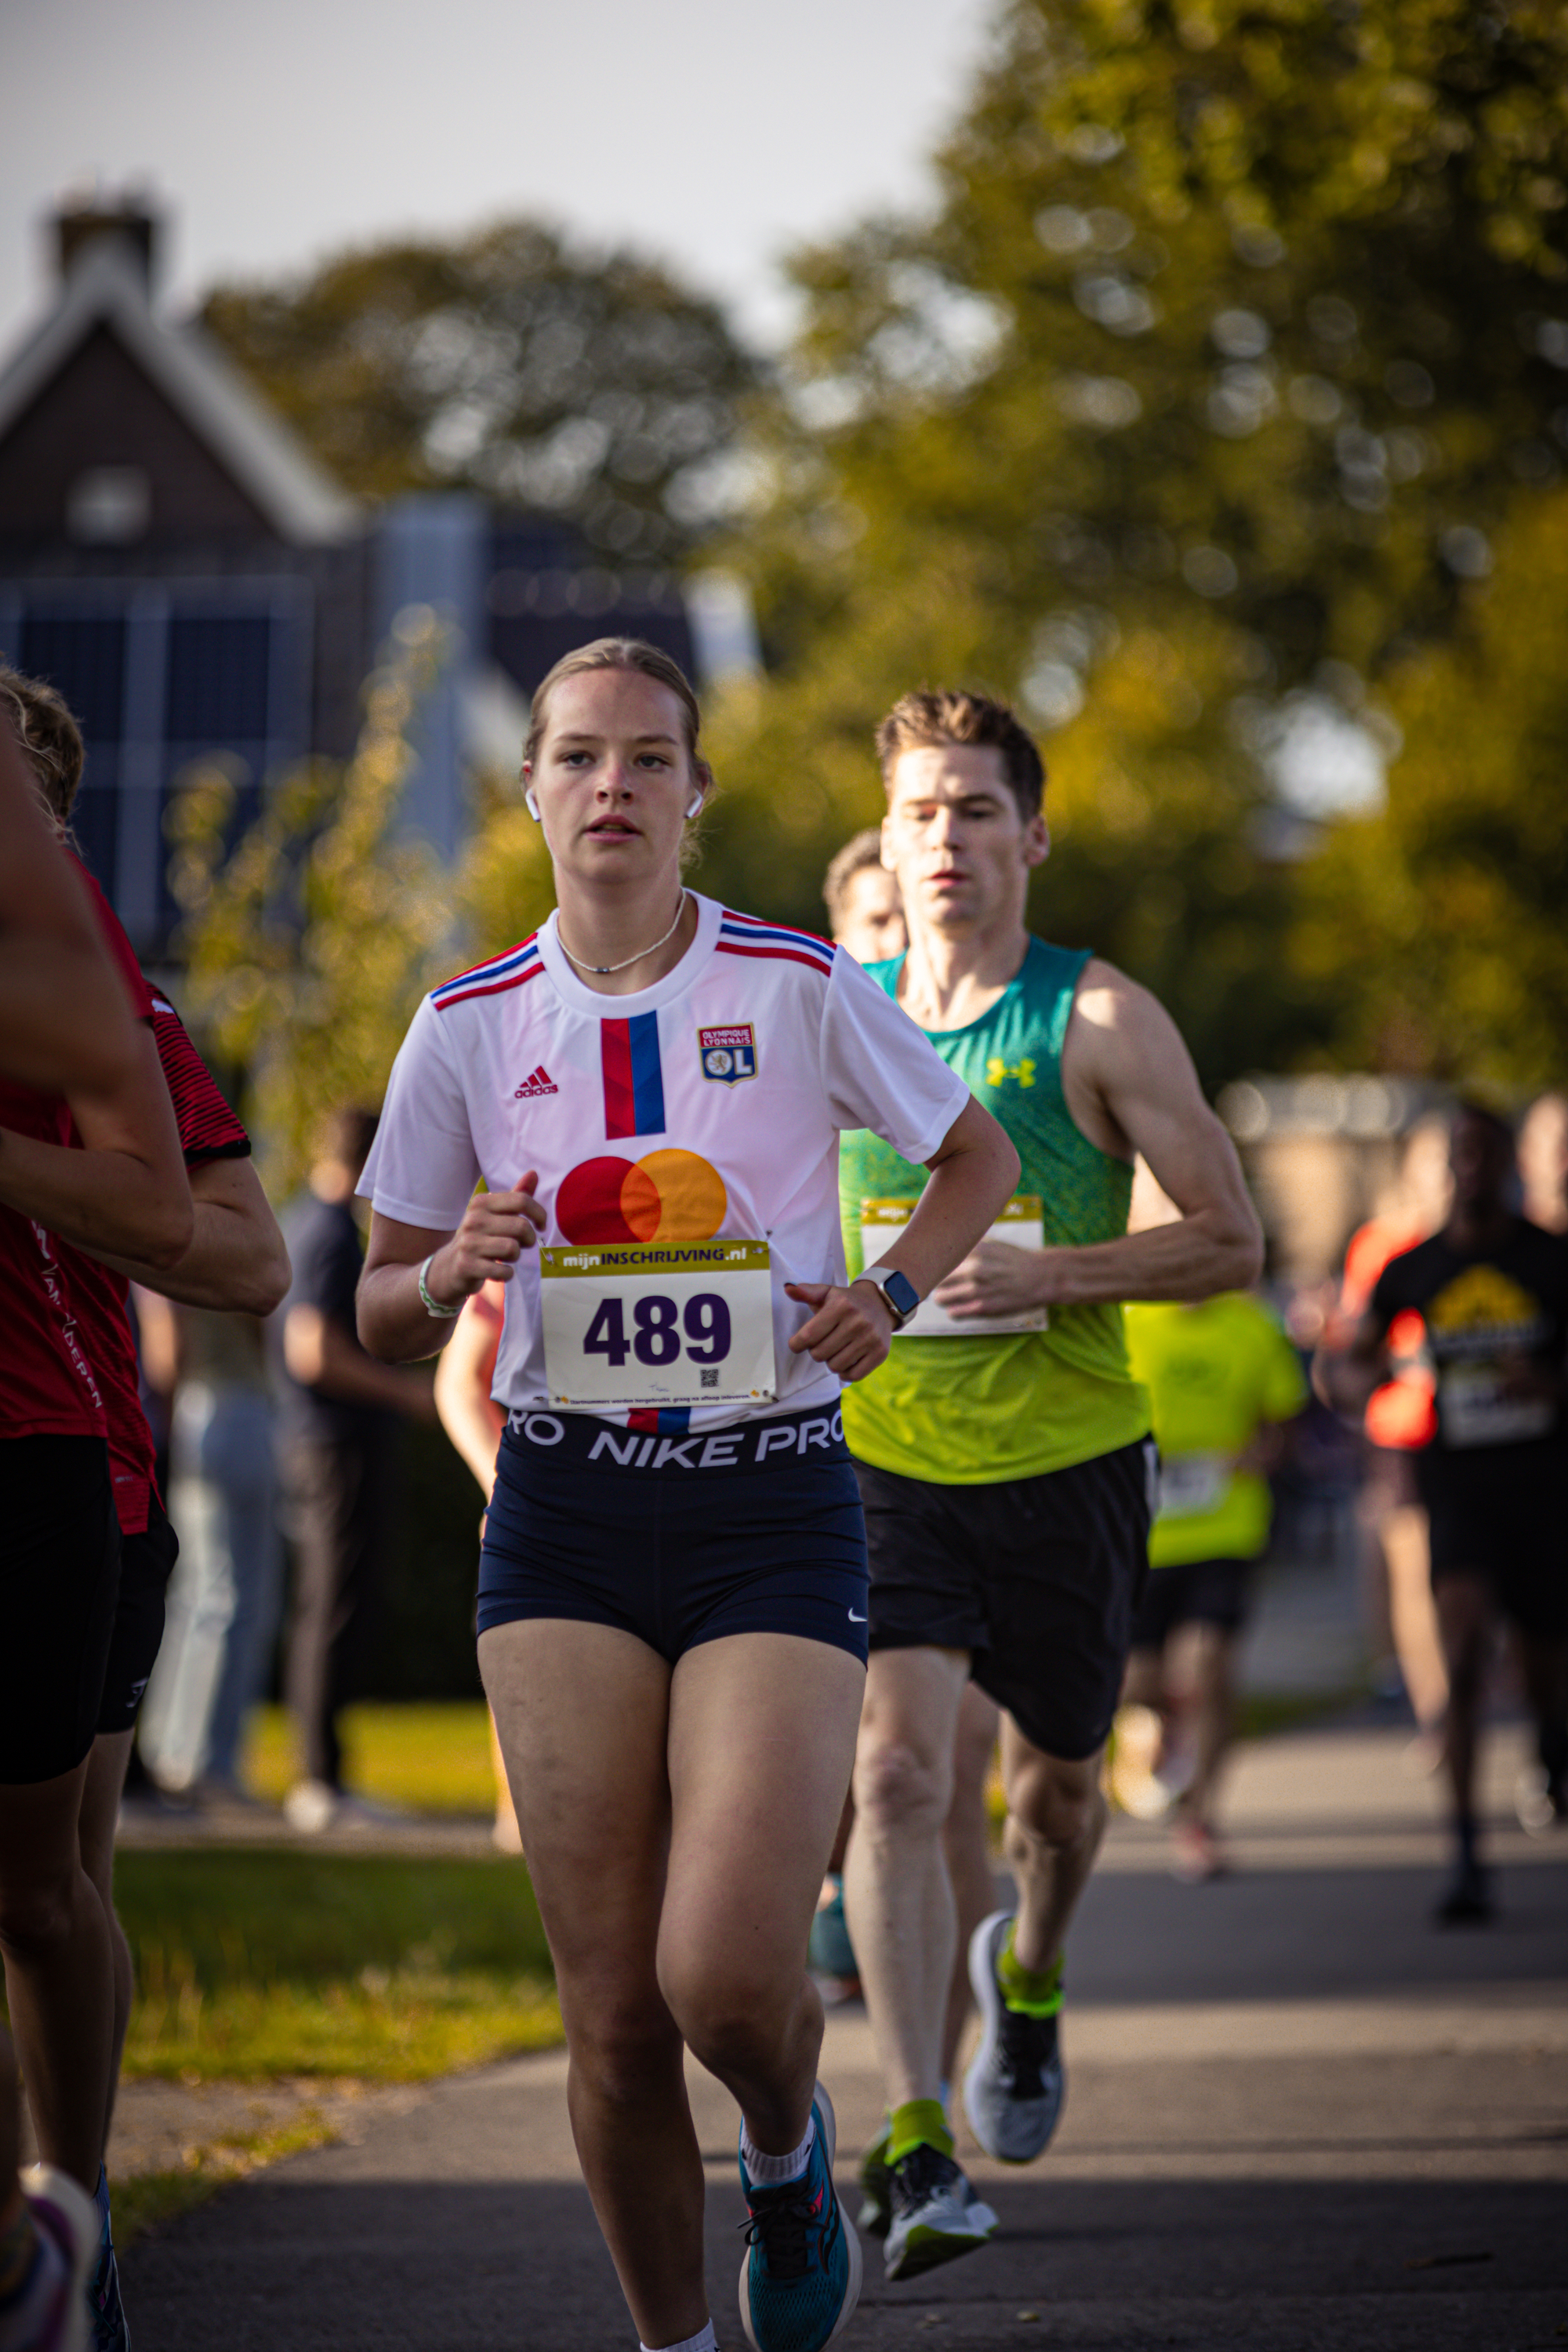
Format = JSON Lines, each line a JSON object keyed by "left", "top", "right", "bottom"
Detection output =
{"left": 786, "top": 1093, "right": 1022, "bottom": 1381}
{"left": 283, "top": 1303, "right": 437, "bottom": 1421}
{"left": 358, "top": 1173, "right": 547, "bottom": 1364}
{"left": 935, "top": 962, "right": 1260, "bottom": 1320}
{"left": 433, "top": 1301, "right": 506, "bottom": 1495}
{"left": 85, "top": 1154, "right": 292, "bottom": 1316}
{"left": 0, "top": 1022, "right": 194, "bottom": 1269}
{"left": 1312, "top": 1308, "right": 1392, "bottom": 1418}
{"left": 0, "top": 735, "right": 140, "bottom": 1097}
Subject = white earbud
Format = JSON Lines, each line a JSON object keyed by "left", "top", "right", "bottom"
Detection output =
{"left": 524, "top": 788, "right": 542, "bottom": 820}
{"left": 686, "top": 793, "right": 704, "bottom": 819}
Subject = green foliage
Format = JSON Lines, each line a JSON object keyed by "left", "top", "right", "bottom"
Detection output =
{"left": 698, "top": 0, "right": 1568, "bottom": 1083}
{"left": 115, "top": 1849, "right": 560, "bottom": 2082}
{"left": 1296, "top": 485, "right": 1568, "bottom": 1089}
{"left": 202, "top": 219, "right": 759, "bottom": 558}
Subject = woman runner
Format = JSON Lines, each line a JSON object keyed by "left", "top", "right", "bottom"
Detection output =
{"left": 358, "top": 639, "right": 1017, "bottom": 2352}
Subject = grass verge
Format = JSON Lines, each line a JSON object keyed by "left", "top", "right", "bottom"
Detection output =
{"left": 113, "top": 2110, "right": 342, "bottom": 2249}
{"left": 115, "top": 1849, "right": 561, "bottom": 2082}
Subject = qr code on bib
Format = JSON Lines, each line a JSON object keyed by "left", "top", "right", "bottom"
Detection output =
{"left": 701, "top": 1367, "right": 720, "bottom": 1388}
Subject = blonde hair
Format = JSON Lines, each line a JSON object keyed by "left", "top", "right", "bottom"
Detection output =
{"left": 0, "top": 666, "right": 85, "bottom": 840}
{"left": 524, "top": 637, "right": 704, "bottom": 771}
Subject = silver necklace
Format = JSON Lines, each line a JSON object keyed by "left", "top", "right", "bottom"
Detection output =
{"left": 557, "top": 891, "right": 689, "bottom": 977}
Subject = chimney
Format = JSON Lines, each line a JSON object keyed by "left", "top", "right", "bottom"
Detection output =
{"left": 53, "top": 189, "right": 159, "bottom": 292}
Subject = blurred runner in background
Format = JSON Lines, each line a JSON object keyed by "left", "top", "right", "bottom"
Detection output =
{"left": 2, "top": 666, "right": 289, "bottom": 2351}
{"left": 274, "top": 1108, "right": 436, "bottom": 1834}
{"left": 0, "top": 726, "right": 148, "bottom": 2352}
{"left": 1519, "top": 1092, "right": 1568, "bottom": 1237}
{"left": 432, "top": 1281, "right": 524, "bottom": 1853}
{"left": 1318, "top": 1103, "right": 1568, "bottom": 1923}
{"left": 1334, "top": 1115, "right": 1451, "bottom": 1737}
{"left": 822, "top": 829, "right": 908, "bottom": 967}
{"left": 1113, "top": 1167, "right": 1307, "bottom": 1878}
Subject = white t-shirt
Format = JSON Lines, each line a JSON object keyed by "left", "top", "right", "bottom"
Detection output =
{"left": 361, "top": 893, "right": 971, "bottom": 1429}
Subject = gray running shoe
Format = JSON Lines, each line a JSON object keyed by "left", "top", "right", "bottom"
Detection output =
{"left": 882, "top": 2143, "right": 997, "bottom": 2282}
{"left": 963, "top": 1911, "right": 1065, "bottom": 2164}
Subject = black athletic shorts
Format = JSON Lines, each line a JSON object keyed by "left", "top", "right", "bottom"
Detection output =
{"left": 1419, "top": 1445, "right": 1568, "bottom": 1639}
{"left": 96, "top": 1494, "right": 179, "bottom": 1733}
{"left": 855, "top": 1437, "right": 1156, "bottom": 1762}
{"left": 1131, "top": 1556, "right": 1254, "bottom": 1651}
{"left": 0, "top": 1434, "right": 122, "bottom": 1784}
{"left": 478, "top": 1402, "right": 869, "bottom": 1666}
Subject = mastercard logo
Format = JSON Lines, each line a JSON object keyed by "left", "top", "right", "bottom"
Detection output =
{"left": 557, "top": 1149, "right": 728, "bottom": 1245}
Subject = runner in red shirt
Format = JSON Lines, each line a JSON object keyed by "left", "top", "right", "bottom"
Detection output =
{"left": 0, "top": 667, "right": 289, "bottom": 2352}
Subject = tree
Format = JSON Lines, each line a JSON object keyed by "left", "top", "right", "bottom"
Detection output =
{"left": 1294, "top": 483, "right": 1568, "bottom": 1091}
{"left": 169, "top": 613, "right": 554, "bottom": 1195}
{"left": 202, "top": 220, "right": 760, "bottom": 559}
{"left": 695, "top": 0, "right": 1568, "bottom": 1082}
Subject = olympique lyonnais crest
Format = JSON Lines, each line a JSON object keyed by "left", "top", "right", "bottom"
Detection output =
{"left": 699, "top": 1023, "right": 757, "bottom": 1084}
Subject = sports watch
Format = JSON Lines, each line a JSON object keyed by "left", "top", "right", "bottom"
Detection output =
{"left": 855, "top": 1263, "right": 921, "bottom": 1331}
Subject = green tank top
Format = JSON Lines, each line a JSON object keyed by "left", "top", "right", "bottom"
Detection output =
{"left": 840, "top": 938, "right": 1150, "bottom": 1484}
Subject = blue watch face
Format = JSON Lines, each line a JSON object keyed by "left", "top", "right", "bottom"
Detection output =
{"left": 884, "top": 1269, "right": 920, "bottom": 1321}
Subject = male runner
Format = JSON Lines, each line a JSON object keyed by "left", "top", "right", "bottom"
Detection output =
{"left": 1116, "top": 1183, "right": 1306, "bottom": 1878}
{"left": 1318, "top": 1102, "right": 1568, "bottom": 1912}
{"left": 840, "top": 688, "right": 1261, "bottom": 2279}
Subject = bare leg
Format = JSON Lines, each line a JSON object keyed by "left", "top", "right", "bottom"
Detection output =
{"left": 659, "top": 1635, "right": 862, "bottom": 2150}
{"left": 1435, "top": 1574, "right": 1492, "bottom": 1852}
{"left": 1515, "top": 1628, "right": 1568, "bottom": 1789}
{"left": 939, "top": 1684, "right": 1000, "bottom": 2087}
{"left": 486, "top": 1708, "right": 521, "bottom": 1854}
{"left": 1001, "top": 1719, "right": 1107, "bottom": 1976}
{"left": 844, "top": 1647, "right": 969, "bottom": 2111}
{"left": 1383, "top": 1507, "right": 1447, "bottom": 1730}
{"left": 77, "top": 1731, "right": 136, "bottom": 2158}
{"left": 1164, "top": 1623, "right": 1236, "bottom": 1832}
{"left": 482, "top": 1621, "right": 861, "bottom": 2351}
{"left": 0, "top": 1761, "right": 114, "bottom": 2190}
{"left": 0, "top": 2029, "right": 20, "bottom": 2227}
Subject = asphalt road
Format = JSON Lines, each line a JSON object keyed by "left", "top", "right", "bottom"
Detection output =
{"left": 124, "top": 1722, "right": 1568, "bottom": 2351}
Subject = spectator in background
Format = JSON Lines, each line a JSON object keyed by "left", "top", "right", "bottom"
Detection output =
{"left": 1112, "top": 1164, "right": 1308, "bottom": 1878}
{"left": 134, "top": 1299, "right": 281, "bottom": 1806}
{"left": 822, "top": 827, "right": 908, "bottom": 965}
{"left": 431, "top": 1281, "right": 522, "bottom": 1853}
{"left": 1336, "top": 1116, "right": 1452, "bottom": 1737}
{"left": 273, "top": 1107, "right": 435, "bottom": 1833}
{"left": 1519, "top": 1092, "right": 1568, "bottom": 1236}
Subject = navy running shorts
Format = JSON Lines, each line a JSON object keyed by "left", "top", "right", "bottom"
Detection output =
{"left": 0, "top": 1434, "right": 122, "bottom": 1783}
{"left": 855, "top": 1438, "right": 1155, "bottom": 1762}
{"left": 97, "top": 1494, "right": 180, "bottom": 1733}
{"left": 478, "top": 1402, "right": 869, "bottom": 1666}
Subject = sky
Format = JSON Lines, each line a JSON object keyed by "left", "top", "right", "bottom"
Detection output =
{"left": 2, "top": 0, "right": 993, "bottom": 350}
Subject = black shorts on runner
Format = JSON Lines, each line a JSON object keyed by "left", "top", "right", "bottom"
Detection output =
{"left": 0, "top": 1434, "right": 122, "bottom": 1783}
{"left": 1131, "top": 1556, "right": 1254, "bottom": 1652}
{"left": 1419, "top": 1446, "right": 1568, "bottom": 1639}
{"left": 97, "top": 1494, "right": 180, "bottom": 1733}
{"left": 478, "top": 1402, "right": 869, "bottom": 1666}
{"left": 855, "top": 1437, "right": 1155, "bottom": 1762}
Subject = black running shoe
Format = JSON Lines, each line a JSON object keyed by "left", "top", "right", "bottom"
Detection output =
{"left": 1435, "top": 1860, "right": 1494, "bottom": 1926}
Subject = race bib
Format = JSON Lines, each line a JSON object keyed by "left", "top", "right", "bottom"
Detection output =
{"left": 860, "top": 1196, "right": 1050, "bottom": 1338}
{"left": 1156, "top": 1451, "right": 1231, "bottom": 1520}
{"left": 541, "top": 1241, "right": 775, "bottom": 1410}
{"left": 1440, "top": 1363, "right": 1556, "bottom": 1450}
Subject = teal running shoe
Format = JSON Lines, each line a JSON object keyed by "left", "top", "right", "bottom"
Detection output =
{"left": 89, "top": 2165, "right": 130, "bottom": 2352}
{"left": 739, "top": 2083, "right": 862, "bottom": 2352}
{"left": 807, "top": 1877, "right": 858, "bottom": 1984}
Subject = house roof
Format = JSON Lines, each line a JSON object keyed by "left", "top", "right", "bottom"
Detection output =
{"left": 0, "top": 230, "right": 359, "bottom": 545}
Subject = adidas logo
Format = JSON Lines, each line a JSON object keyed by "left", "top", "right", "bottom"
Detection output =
{"left": 514, "top": 1065, "right": 559, "bottom": 1099}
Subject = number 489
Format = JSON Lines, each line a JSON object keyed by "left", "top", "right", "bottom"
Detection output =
{"left": 584, "top": 1292, "right": 731, "bottom": 1368}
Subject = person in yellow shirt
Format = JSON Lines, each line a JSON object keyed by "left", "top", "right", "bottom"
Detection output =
{"left": 1115, "top": 1279, "right": 1306, "bottom": 1878}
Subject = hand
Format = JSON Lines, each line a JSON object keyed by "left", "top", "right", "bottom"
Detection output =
{"left": 426, "top": 1171, "right": 546, "bottom": 1308}
{"left": 931, "top": 1240, "right": 1051, "bottom": 1321}
{"left": 785, "top": 1279, "right": 894, "bottom": 1381}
